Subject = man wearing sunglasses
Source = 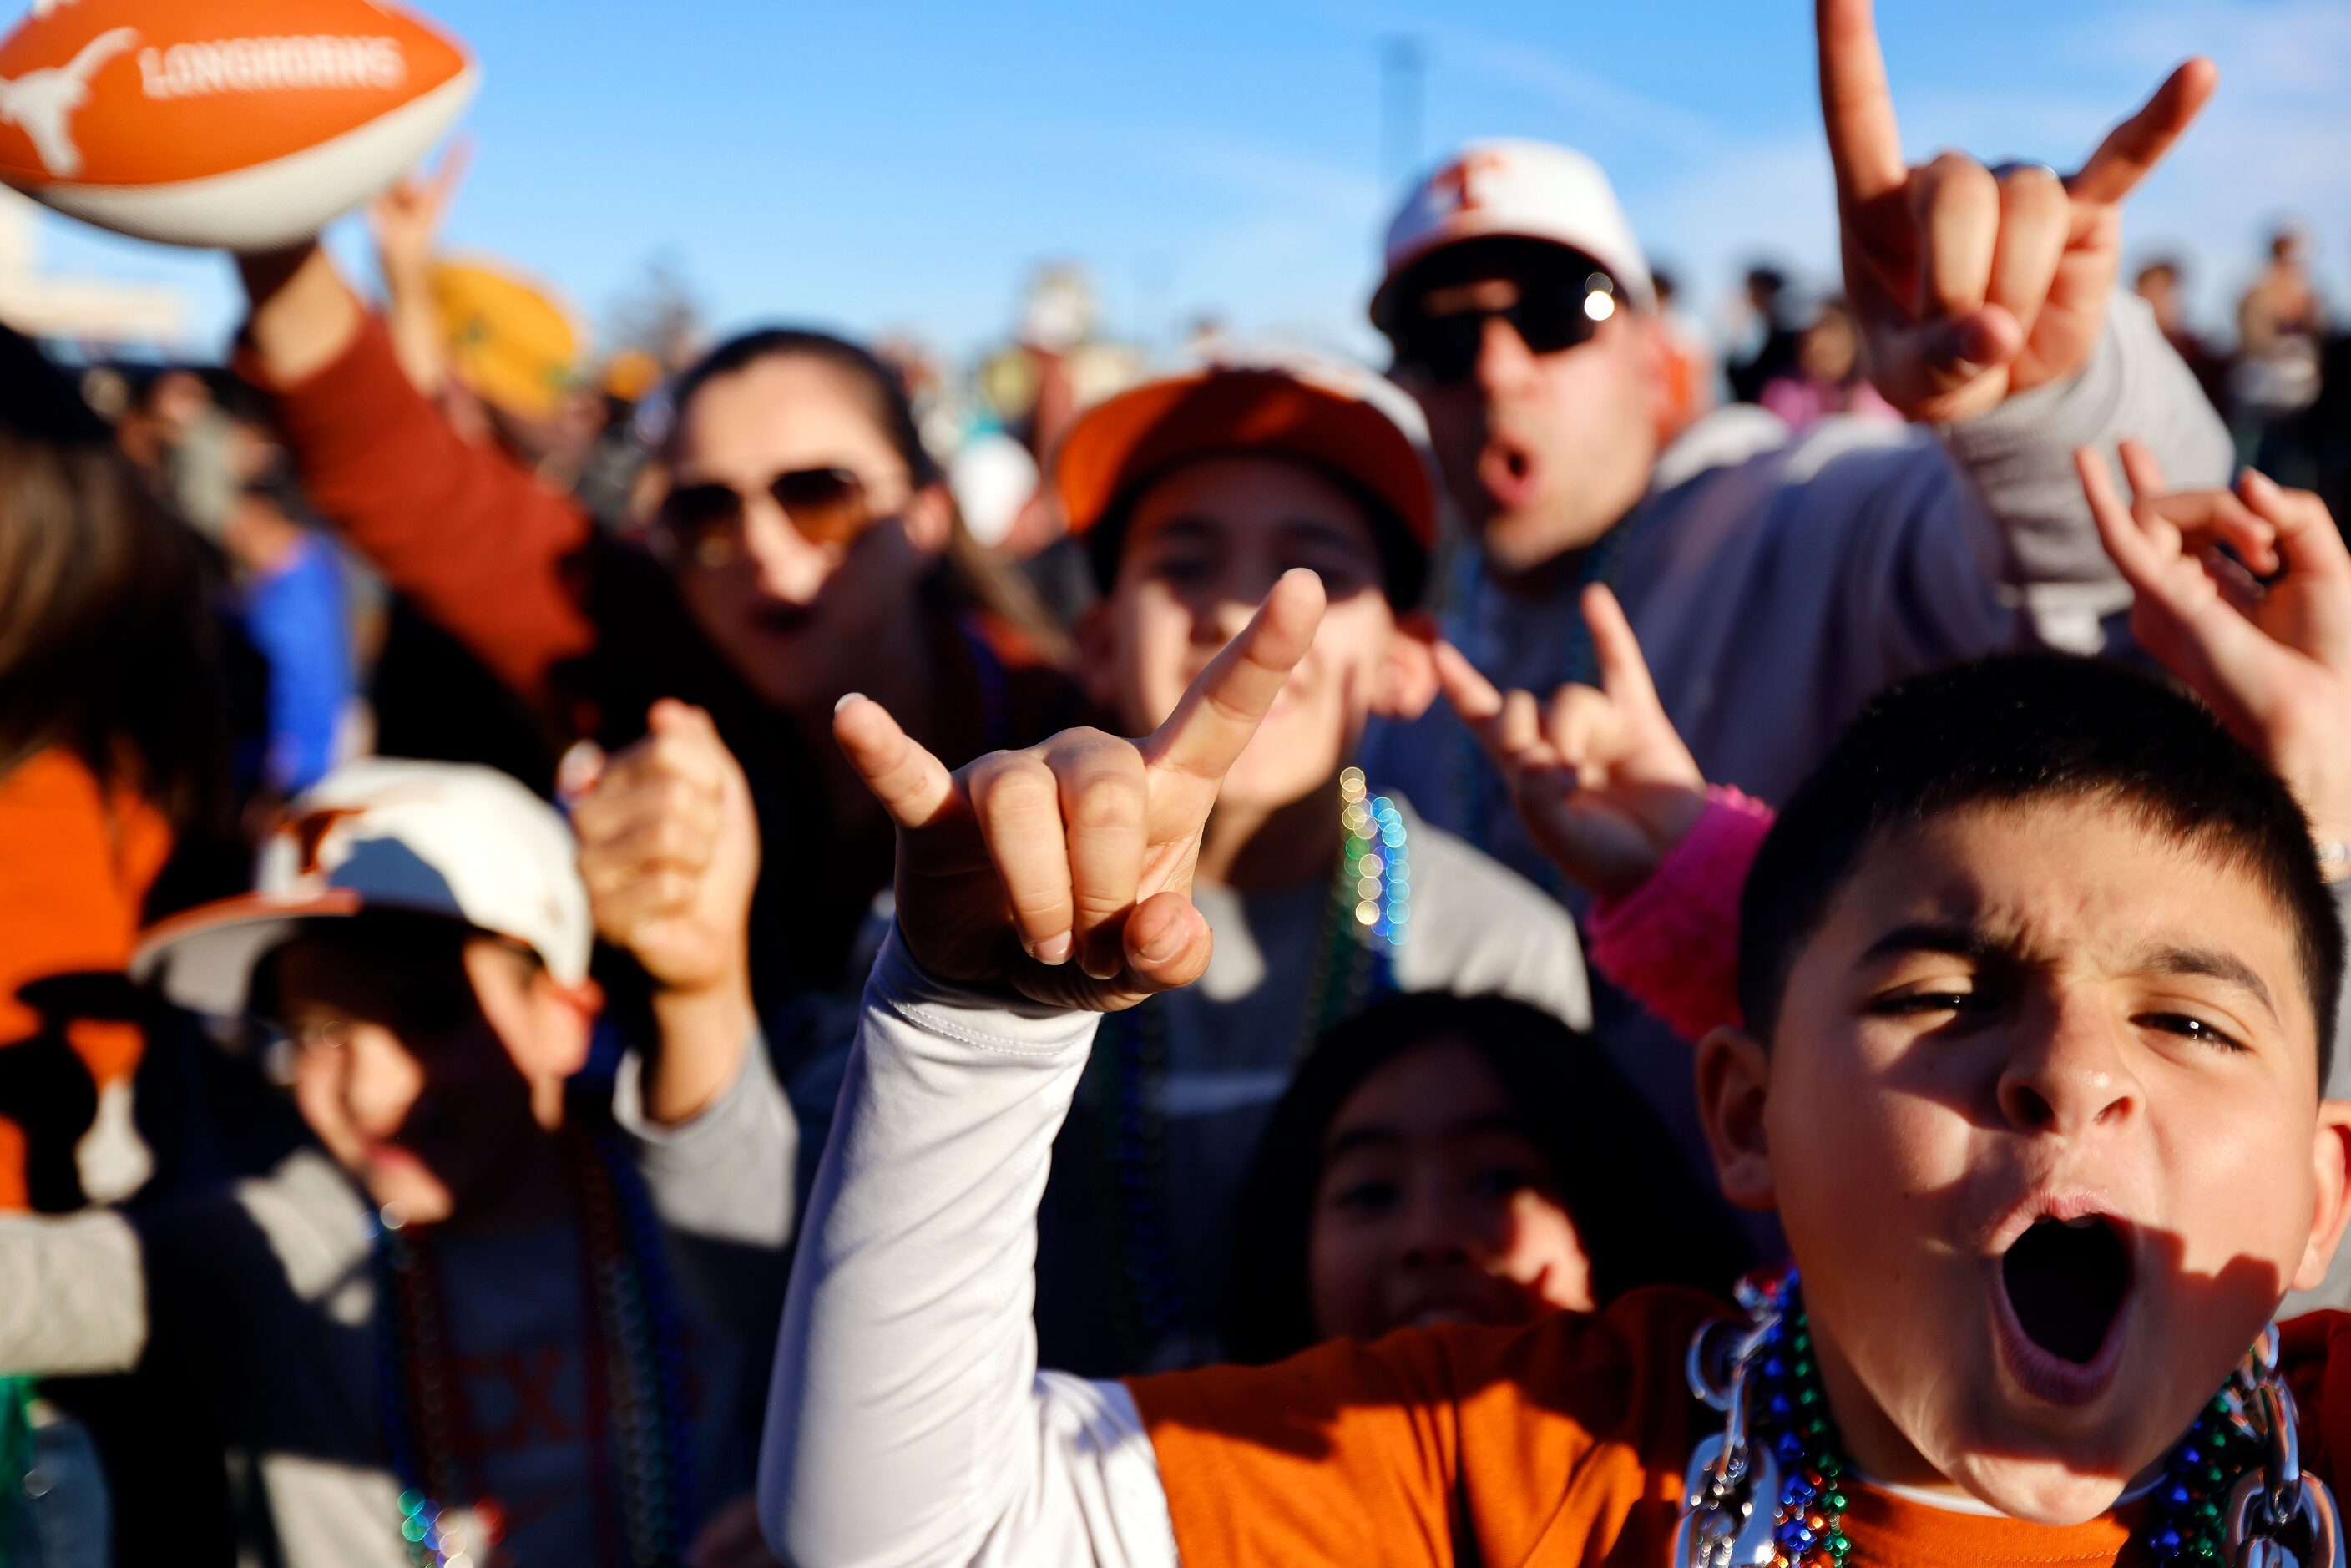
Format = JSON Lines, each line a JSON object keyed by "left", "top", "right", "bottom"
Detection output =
{"left": 1368, "top": 2, "right": 2238, "bottom": 855}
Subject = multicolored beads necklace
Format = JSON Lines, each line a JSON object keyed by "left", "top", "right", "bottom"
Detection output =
{"left": 1081, "top": 768, "right": 1411, "bottom": 1368}
{"left": 372, "top": 1130, "right": 695, "bottom": 1568}
{"left": 1676, "top": 1270, "right": 2344, "bottom": 1568}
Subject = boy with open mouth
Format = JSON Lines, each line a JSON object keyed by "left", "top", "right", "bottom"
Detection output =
{"left": 758, "top": 442, "right": 2351, "bottom": 1561}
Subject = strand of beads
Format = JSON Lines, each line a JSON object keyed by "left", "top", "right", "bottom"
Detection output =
{"left": 1739, "top": 1287, "right": 1852, "bottom": 1568}
{"left": 1090, "top": 1003, "right": 1186, "bottom": 1365}
{"left": 1695, "top": 1277, "right": 2274, "bottom": 1568}
{"left": 573, "top": 1132, "right": 694, "bottom": 1567}
{"left": 373, "top": 1210, "right": 490, "bottom": 1568}
{"left": 1087, "top": 770, "right": 1411, "bottom": 1368}
{"left": 372, "top": 1133, "right": 691, "bottom": 1568}
{"left": 2144, "top": 1379, "right": 2263, "bottom": 1561}
{"left": 1337, "top": 768, "right": 1409, "bottom": 959}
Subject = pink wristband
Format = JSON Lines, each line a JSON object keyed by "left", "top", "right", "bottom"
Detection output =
{"left": 1586, "top": 784, "right": 1775, "bottom": 1044}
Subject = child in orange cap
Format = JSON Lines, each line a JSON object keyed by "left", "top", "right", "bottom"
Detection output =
{"left": 997, "top": 357, "right": 1650, "bottom": 1377}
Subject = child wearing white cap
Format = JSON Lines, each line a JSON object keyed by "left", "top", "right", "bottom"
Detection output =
{"left": 0, "top": 725, "right": 794, "bottom": 1568}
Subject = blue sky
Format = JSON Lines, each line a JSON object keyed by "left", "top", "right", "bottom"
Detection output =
{"left": 23, "top": 0, "right": 2351, "bottom": 363}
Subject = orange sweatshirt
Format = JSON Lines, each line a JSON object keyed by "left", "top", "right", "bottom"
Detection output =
{"left": 1132, "top": 1290, "right": 2351, "bottom": 1565}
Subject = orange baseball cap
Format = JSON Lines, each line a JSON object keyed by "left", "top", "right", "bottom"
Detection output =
{"left": 1050, "top": 357, "right": 1437, "bottom": 552}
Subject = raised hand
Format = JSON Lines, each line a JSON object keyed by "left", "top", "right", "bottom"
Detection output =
{"left": 2078, "top": 443, "right": 2351, "bottom": 851}
{"left": 366, "top": 139, "right": 470, "bottom": 284}
{"left": 834, "top": 569, "right": 1327, "bottom": 1011}
{"left": 1435, "top": 584, "right": 1706, "bottom": 901}
{"left": 573, "top": 700, "right": 761, "bottom": 995}
{"left": 1820, "top": 0, "right": 2215, "bottom": 423}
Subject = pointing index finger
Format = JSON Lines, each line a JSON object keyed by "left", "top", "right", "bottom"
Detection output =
{"left": 1818, "top": 0, "right": 1906, "bottom": 203}
{"left": 2066, "top": 57, "right": 2217, "bottom": 206}
{"left": 1145, "top": 569, "right": 1326, "bottom": 782}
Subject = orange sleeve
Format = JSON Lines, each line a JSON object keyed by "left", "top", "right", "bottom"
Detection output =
{"left": 1128, "top": 1288, "right": 1713, "bottom": 1567}
{"left": 0, "top": 750, "right": 172, "bottom": 1210}
{"left": 235, "top": 315, "right": 599, "bottom": 707}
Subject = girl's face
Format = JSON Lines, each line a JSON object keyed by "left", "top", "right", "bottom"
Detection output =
{"left": 665, "top": 354, "right": 948, "bottom": 716}
{"left": 1307, "top": 1036, "right": 1595, "bottom": 1340}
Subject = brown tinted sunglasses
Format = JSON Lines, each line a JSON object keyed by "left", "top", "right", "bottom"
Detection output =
{"left": 655, "top": 465, "right": 874, "bottom": 566}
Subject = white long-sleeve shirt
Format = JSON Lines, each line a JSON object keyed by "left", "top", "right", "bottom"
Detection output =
{"left": 760, "top": 931, "right": 1173, "bottom": 1567}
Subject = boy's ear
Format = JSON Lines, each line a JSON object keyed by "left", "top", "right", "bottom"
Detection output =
{"left": 1373, "top": 610, "right": 1442, "bottom": 721}
{"left": 1696, "top": 1024, "right": 1777, "bottom": 1212}
{"left": 902, "top": 482, "right": 955, "bottom": 554}
{"left": 2292, "top": 1100, "right": 2351, "bottom": 1293}
{"left": 1634, "top": 313, "right": 1677, "bottom": 438}
{"left": 1073, "top": 600, "right": 1121, "bottom": 712}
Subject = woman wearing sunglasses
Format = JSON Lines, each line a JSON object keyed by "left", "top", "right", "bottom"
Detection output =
{"left": 230, "top": 243, "right": 1074, "bottom": 1018}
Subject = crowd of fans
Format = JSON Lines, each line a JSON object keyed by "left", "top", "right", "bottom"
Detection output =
{"left": 5, "top": 5, "right": 2351, "bottom": 1566}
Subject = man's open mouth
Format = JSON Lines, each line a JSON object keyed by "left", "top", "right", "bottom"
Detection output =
{"left": 1995, "top": 1210, "right": 2133, "bottom": 1397}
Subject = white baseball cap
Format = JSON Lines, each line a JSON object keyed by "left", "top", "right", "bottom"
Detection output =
{"left": 134, "top": 759, "right": 593, "bottom": 1019}
{"left": 1370, "top": 138, "right": 1655, "bottom": 329}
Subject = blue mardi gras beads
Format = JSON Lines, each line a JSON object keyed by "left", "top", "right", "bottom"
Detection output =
{"left": 1087, "top": 770, "right": 1409, "bottom": 1368}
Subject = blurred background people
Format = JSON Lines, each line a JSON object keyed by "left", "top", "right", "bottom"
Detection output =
{"left": 1757, "top": 296, "right": 1897, "bottom": 431}
{"left": 1723, "top": 262, "right": 1799, "bottom": 405}
{"left": 2134, "top": 256, "right": 2232, "bottom": 415}
{"left": 2234, "top": 224, "right": 2328, "bottom": 485}
{"left": 1647, "top": 266, "right": 1719, "bottom": 447}
{"left": 230, "top": 240, "right": 1076, "bottom": 1072}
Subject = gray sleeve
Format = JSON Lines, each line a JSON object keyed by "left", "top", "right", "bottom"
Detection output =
{"left": 1934, "top": 287, "right": 2236, "bottom": 645}
{"left": 2283, "top": 879, "right": 2351, "bottom": 1317}
{"left": 1775, "top": 289, "right": 2235, "bottom": 722}
{"left": 0, "top": 1209, "right": 148, "bottom": 1376}
{"left": 612, "top": 1025, "right": 798, "bottom": 1250}
{"left": 756, "top": 930, "right": 1177, "bottom": 1568}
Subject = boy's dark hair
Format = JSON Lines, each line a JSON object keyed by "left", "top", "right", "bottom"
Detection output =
{"left": 1737, "top": 654, "right": 2344, "bottom": 1080}
{"left": 1219, "top": 991, "right": 1751, "bottom": 1365}
{"left": 1083, "top": 458, "right": 1431, "bottom": 611}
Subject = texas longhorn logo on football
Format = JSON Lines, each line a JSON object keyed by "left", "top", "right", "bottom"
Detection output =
{"left": 0, "top": 28, "right": 411, "bottom": 178}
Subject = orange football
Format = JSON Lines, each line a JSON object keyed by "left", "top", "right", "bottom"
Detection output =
{"left": 0, "top": 0, "right": 476, "bottom": 250}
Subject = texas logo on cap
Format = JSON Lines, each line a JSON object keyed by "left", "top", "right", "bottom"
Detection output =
{"left": 1372, "top": 137, "right": 1656, "bottom": 328}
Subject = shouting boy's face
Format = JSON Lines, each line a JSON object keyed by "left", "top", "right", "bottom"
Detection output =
{"left": 1089, "top": 453, "right": 1423, "bottom": 815}
{"left": 1703, "top": 797, "right": 2351, "bottom": 1524}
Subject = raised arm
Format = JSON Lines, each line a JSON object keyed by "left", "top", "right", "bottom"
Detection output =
{"left": 1811, "top": 0, "right": 2233, "bottom": 670}
{"left": 757, "top": 574, "right": 1325, "bottom": 1566}
{"left": 236, "top": 242, "right": 597, "bottom": 707}
{"left": 0, "top": 1209, "right": 147, "bottom": 1377}
{"left": 1436, "top": 584, "right": 1762, "bottom": 1043}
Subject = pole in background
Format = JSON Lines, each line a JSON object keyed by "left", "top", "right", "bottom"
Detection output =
{"left": 1379, "top": 34, "right": 1425, "bottom": 187}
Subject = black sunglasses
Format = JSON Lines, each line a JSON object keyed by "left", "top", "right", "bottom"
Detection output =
{"left": 1388, "top": 271, "right": 1620, "bottom": 385}
{"left": 655, "top": 465, "right": 872, "bottom": 567}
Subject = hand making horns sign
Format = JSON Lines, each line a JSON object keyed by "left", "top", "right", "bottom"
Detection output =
{"left": 1821, "top": 0, "right": 2217, "bottom": 423}
{"left": 832, "top": 569, "right": 1327, "bottom": 1012}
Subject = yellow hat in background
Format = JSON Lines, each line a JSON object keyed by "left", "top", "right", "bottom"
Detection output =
{"left": 599, "top": 347, "right": 664, "bottom": 404}
{"left": 428, "top": 258, "right": 582, "bottom": 422}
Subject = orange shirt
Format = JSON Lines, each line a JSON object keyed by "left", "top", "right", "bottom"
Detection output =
{"left": 0, "top": 748, "right": 172, "bottom": 1211}
{"left": 1131, "top": 1289, "right": 2351, "bottom": 1567}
